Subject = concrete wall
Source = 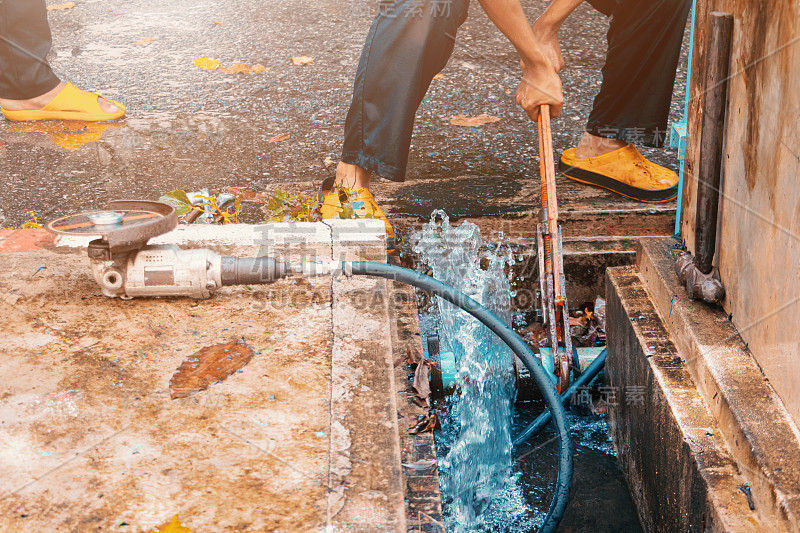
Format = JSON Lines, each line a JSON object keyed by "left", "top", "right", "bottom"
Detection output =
{"left": 680, "top": 0, "right": 800, "bottom": 425}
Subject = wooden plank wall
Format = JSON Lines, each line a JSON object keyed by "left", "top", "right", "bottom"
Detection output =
{"left": 681, "top": 0, "right": 800, "bottom": 424}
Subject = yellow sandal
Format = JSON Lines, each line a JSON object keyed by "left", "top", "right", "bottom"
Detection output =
{"left": 318, "top": 177, "right": 396, "bottom": 253}
{"left": 560, "top": 145, "right": 678, "bottom": 203}
{"left": 1, "top": 82, "right": 126, "bottom": 122}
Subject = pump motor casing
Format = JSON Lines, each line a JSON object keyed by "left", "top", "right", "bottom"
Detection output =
{"left": 92, "top": 244, "right": 224, "bottom": 299}
{"left": 46, "top": 201, "right": 292, "bottom": 299}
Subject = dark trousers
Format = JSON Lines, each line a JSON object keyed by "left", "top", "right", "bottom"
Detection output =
{"left": 341, "top": 0, "right": 691, "bottom": 182}
{"left": 586, "top": 0, "right": 692, "bottom": 147}
{"left": 0, "top": 0, "right": 60, "bottom": 99}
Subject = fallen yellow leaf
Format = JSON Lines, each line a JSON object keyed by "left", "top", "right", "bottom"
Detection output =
{"left": 155, "top": 515, "right": 194, "bottom": 533}
{"left": 433, "top": 73, "right": 445, "bottom": 80}
{"left": 47, "top": 2, "right": 75, "bottom": 11}
{"left": 219, "top": 62, "right": 269, "bottom": 74}
{"left": 212, "top": 21, "right": 224, "bottom": 25}
{"left": 268, "top": 133, "right": 290, "bottom": 143}
{"left": 291, "top": 56, "right": 314, "bottom": 66}
{"left": 135, "top": 37, "right": 157, "bottom": 46}
{"left": 323, "top": 157, "right": 336, "bottom": 167}
{"left": 193, "top": 57, "right": 220, "bottom": 71}
{"left": 449, "top": 113, "right": 501, "bottom": 127}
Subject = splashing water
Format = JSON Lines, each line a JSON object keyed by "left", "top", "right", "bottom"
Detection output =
{"left": 412, "top": 210, "right": 528, "bottom": 531}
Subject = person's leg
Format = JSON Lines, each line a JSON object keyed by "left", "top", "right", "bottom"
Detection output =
{"left": 0, "top": 0, "right": 120, "bottom": 116}
{"left": 582, "top": 0, "right": 692, "bottom": 154}
{"left": 560, "top": 0, "right": 691, "bottom": 202}
{"left": 0, "top": 0, "right": 60, "bottom": 100}
{"left": 337, "top": 0, "right": 471, "bottom": 189}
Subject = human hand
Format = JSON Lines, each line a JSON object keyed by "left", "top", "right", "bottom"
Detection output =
{"left": 516, "top": 65, "right": 563, "bottom": 121}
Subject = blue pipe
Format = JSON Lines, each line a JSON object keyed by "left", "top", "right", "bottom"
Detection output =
{"left": 673, "top": 0, "right": 697, "bottom": 235}
{"left": 513, "top": 348, "right": 608, "bottom": 447}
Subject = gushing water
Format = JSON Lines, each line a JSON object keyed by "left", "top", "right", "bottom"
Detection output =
{"left": 412, "top": 211, "right": 527, "bottom": 531}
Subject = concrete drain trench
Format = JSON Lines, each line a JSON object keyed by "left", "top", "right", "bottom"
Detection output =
{"left": 399, "top": 215, "right": 643, "bottom": 532}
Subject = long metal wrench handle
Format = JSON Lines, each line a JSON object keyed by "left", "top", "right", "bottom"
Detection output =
{"left": 537, "top": 105, "right": 563, "bottom": 305}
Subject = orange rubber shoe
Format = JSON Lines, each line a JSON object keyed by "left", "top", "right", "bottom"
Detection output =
{"left": 560, "top": 145, "right": 678, "bottom": 203}
{"left": 318, "top": 177, "right": 396, "bottom": 252}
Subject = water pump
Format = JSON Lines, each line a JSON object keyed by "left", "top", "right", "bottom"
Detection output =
{"left": 45, "top": 200, "right": 294, "bottom": 299}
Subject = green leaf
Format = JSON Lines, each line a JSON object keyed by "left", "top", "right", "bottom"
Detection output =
{"left": 268, "top": 196, "right": 282, "bottom": 213}
{"left": 165, "top": 189, "right": 191, "bottom": 205}
{"left": 158, "top": 195, "right": 192, "bottom": 215}
{"left": 339, "top": 205, "right": 354, "bottom": 220}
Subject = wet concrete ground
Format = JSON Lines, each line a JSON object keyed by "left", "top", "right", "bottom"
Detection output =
{"left": 1, "top": 0, "right": 688, "bottom": 228}
{"left": 0, "top": 222, "right": 411, "bottom": 532}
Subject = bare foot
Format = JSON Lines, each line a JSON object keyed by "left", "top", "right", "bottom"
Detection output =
{"left": 335, "top": 162, "right": 372, "bottom": 189}
{"left": 575, "top": 132, "right": 629, "bottom": 158}
{"left": 0, "top": 82, "right": 119, "bottom": 113}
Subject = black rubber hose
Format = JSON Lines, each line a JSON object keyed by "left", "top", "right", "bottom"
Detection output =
{"left": 513, "top": 348, "right": 607, "bottom": 448}
{"left": 346, "top": 261, "right": 572, "bottom": 533}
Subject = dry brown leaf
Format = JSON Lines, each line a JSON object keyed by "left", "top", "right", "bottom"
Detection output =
{"left": 169, "top": 339, "right": 255, "bottom": 399}
{"left": 135, "top": 37, "right": 157, "bottom": 46}
{"left": 268, "top": 133, "right": 290, "bottom": 143}
{"left": 411, "top": 395, "right": 429, "bottom": 409}
{"left": 518, "top": 321, "right": 548, "bottom": 348}
{"left": 412, "top": 358, "right": 431, "bottom": 403}
{"left": 408, "top": 412, "right": 438, "bottom": 435}
{"left": 48, "top": 2, "right": 75, "bottom": 11}
{"left": 406, "top": 345, "right": 424, "bottom": 366}
{"left": 219, "top": 62, "right": 269, "bottom": 74}
{"left": 407, "top": 346, "right": 434, "bottom": 408}
{"left": 219, "top": 62, "right": 250, "bottom": 74}
{"left": 449, "top": 113, "right": 501, "bottom": 127}
{"left": 291, "top": 56, "right": 314, "bottom": 66}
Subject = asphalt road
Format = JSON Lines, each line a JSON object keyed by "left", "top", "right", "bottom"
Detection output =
{"left": 0, "top": 0, "right": 688, "bottom": 227}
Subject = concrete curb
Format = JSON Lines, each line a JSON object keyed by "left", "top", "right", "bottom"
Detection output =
{"left": 635, "top": 237, "right": 800, "bottom": 530}
{"left": 606, "top": 265, "right": 764, "bottom": 531}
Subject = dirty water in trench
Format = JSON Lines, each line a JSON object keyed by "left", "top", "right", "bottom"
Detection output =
{"left": 411, "top": 213, "right": 642, "bottom": 532}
